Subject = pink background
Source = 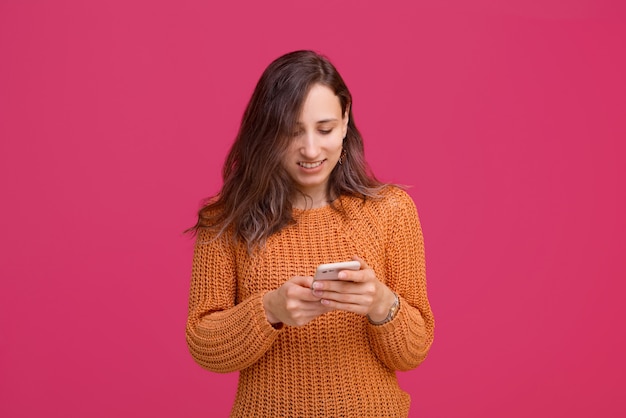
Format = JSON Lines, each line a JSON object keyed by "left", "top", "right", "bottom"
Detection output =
{"left": 1, "top": 1, "right": 625, "bottom": 417}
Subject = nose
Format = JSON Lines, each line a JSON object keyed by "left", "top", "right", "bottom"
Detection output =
{"left": 299, "top": 131, "right": 320, "bottom": 159}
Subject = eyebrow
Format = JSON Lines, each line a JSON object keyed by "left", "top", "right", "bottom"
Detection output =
{"left": 296, "top": 118, "right": 339, "bottom": 125}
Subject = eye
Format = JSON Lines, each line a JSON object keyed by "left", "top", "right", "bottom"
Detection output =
{"left": 319, "top": 129, "right": 332, "bottom": 135}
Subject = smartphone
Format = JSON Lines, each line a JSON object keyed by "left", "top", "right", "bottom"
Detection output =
{"left": 314, "top": 261, "right": 361, "bottom": 280}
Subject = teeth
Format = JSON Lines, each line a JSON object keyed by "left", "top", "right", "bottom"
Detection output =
{"left": 299, "top": 161, "right": 322, "bottom": 169}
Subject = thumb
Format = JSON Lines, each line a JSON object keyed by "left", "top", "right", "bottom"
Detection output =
{"left": 291, "top": 275, "right": 315, "bottom": 289}
{"left": 351, "top": 255, "right": 369, "bottom": 270}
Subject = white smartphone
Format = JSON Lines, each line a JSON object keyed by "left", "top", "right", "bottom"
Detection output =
{"left": 314, "top": 261, "right": 361, "bottom": 280}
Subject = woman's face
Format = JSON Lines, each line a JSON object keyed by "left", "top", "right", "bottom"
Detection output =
{"left": 282, "top": 83, "right": 349, "bottom": 207}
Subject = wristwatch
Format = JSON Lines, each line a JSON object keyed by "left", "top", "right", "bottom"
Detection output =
{"left": 367, "top": 292, "right": 400, "bottom": 325}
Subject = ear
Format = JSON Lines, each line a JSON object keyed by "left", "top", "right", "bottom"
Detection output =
{"left": 342, "top": 106, "right": 350, "bottom": 138}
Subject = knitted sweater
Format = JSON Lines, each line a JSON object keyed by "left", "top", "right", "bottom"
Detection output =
{"left": 186, "top": 186, "right": 434, "bottom": 417}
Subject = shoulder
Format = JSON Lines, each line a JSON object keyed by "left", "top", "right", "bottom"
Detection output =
{"left": 194, "top": 217, "right": 237, "bottom": 251}
{"left": 355, "top": 185, "right": 417, "bottom": 215}
{"left": 378, "top": 185, "right": 416, "bottom": 209}
{"left": 339, "top": 185, "right": 419, "bottom": 225}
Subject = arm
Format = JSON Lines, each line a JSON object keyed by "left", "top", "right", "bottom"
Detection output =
{"left": 308, "top": 189, "right": 435, "bottom": 371}
{"left": 185, "top": 229, "right": 281, "bottom": 373}
{"left": 366, "top": 189, "right": 435, "bottom": 371}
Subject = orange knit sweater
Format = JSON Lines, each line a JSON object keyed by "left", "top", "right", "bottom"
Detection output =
{"left": 186, "top": 186, "right": 434, "bottom": 417}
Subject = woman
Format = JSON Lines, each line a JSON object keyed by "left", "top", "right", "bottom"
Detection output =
{"left": 186, "top": 50, "right": 434, "bottom": 417}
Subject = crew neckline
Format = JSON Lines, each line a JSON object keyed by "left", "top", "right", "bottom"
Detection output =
{"left": 292, "top": 196, "right": 344, "bottom": 214}
{"left": 292, "top": 202, "right": 333, "bottom": 214}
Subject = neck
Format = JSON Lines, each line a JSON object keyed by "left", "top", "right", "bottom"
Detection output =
{"left": 292, "top": 189, "right": 331, "bottom": 210}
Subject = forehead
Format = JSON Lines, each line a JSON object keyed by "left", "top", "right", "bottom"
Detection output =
{"left": 298, "top": 84, "right": 343, "bottom": 123}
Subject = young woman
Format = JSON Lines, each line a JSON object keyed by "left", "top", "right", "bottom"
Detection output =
{"left": 186, "top": 50, "right": 434, "bottom": 417}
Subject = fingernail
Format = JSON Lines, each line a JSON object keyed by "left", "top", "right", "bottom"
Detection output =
{"left": 312, "top": 282, "right": 321, "bottom": 290}
{"left": 338, "top": 272, "right": 346, "bottom": 279}
{"left": 313, "top": 290, "right": 323, "bottom": 297}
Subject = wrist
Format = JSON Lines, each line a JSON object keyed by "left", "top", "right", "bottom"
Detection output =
{"left": 262, "top": 291, "right": 281, "bottom": 325}
{"left": 367, "top": 290, "right": 400, "bottom": 325}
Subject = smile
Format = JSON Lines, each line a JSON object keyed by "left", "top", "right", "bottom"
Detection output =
{"left": 298, "top": 160, "right": 324, "bottom": 169}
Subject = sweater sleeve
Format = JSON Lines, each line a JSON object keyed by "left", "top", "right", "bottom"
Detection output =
{"left": 367, "top": 189, "right": 435, "bottom": 371}
{"left": 185, "top": 229, "right": 282, "bottom": 373}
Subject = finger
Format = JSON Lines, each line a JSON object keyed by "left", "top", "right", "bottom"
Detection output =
{"left": 320, "top": 298, "right": 368, "bottom": 316}
{"left": 337, "top": 267, "right": 375, "bottom": 283}
{"left": 315, "top": 281, "right": 377, "bottom": 303}
{"left": 351, "top": 255, "right": 370, "bottom": 270}
{"left": 300, "top": 300, "right": 334, "bottom": 313}
{"left": 291, "top": 275, "right": 315, "bottom": 288}
{"left": 334, "top": 256, "right": 370, "bottom": 282}
{"left": 321, "top": 291, "right": 372, "bottom": 305}
{"left": 312, "top": 280, "right": 364, "bottom": 296}
{"left": 301, "top": 285, "right": 328, "bottom": 302}
{"left": 289, "top": 277, "right": 330, "bottom": 302}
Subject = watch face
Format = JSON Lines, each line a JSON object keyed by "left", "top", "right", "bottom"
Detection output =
{"left": 368, "top": 293, "right": 400, "bottom": 325}
{"left": 389, "top": 294, "right": 400, "bottom": 317}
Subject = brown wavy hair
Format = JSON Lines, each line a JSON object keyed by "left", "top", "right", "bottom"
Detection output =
{"left": 188, "top": 50, "right": 385, "bottom": 249}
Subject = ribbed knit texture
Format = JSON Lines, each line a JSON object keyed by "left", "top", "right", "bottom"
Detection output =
{"left": 186, "top": 186, "right": 434, "bottom": 417}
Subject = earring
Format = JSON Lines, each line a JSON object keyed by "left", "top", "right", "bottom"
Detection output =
{"left": 338, "top": 148, "right": 346, "bottom": 165}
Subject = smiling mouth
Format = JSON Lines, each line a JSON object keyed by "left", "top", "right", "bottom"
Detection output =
{"left": 298, "top": 160, "right": 324, "bottom": 169}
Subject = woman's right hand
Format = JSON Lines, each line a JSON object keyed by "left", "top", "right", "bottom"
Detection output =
{"left": 263, "top": 276, "right": 332, "bottom": 327}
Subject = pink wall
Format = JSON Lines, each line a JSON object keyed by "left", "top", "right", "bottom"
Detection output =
{"left": 1, "top": 1, "right": 625, "bottom": 417}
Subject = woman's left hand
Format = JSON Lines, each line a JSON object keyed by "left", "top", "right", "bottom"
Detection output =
{"left": 311, "top": 255, "right": 397, "bottom": 322}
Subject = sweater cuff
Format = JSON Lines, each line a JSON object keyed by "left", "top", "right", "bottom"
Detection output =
{"left": 366, "top": 295, "right": 428, "bottom": 372}
{"left": 368, "top": 296, "right": 425, "bottom": 335}
{"left": 250, "top": 292, "right": 284, "bottom": 335}
{"left": 188, "top": 292, "right": 283, "bottom": 373}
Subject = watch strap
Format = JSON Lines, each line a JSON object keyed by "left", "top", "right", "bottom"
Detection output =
{"left": 367, "top": 292, "right": 400, "bottom": 325}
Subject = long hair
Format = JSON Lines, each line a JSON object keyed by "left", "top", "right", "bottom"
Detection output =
{"left": 188, "top": 50, "right": 385, "bottom": 249}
